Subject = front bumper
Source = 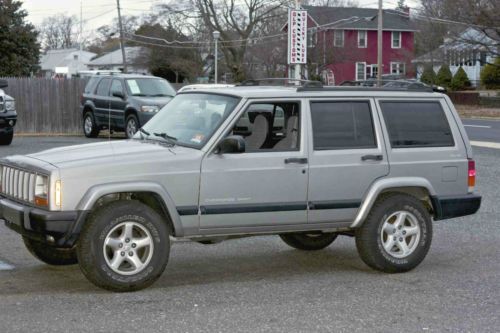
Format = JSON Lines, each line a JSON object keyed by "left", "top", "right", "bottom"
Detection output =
{"left": 0, "top": 197, "right": 86, "bottom": 247}
{"left": 431, "top": 194, "right": 482, "bottom": 220}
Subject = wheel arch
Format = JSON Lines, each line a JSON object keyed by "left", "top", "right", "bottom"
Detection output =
{"left": 74, "top": 182, "right": 184, "bottom": 237}
{"left": 351, "top": 177, "right": 437, "bottom": 228}
{"left": 125, "top": 108, "right": 139, "bottom": 124}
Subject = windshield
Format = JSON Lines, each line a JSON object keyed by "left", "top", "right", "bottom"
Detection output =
{"left": 126, "top": 78, "right": 176, "bottom": 97}
{"left": 137, "top": 93, "right": 240, "bottom": 148}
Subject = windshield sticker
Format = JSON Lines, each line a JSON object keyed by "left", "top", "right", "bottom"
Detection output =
{"left": 127, "top": 80, "right": 141, "bottom": 94}
{"left": 190, "top": 134, "right": 204, "bottom": 144}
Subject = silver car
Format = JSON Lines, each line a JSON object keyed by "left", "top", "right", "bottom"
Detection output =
{"left": 0, "top": 84, "right": 481, "bottom": 291}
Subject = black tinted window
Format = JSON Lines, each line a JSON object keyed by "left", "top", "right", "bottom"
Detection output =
{"left": 95, "top": 78, "right": 111, "bottom": 96}
{"left": 380, "top": 101, "right": 454, "bottom": 148}
{"left": 310, "top": 101, "right": 376, "bottom": 150}
{"left": 85, "top": 77, "right": 99, "bottom": 93}
{"left": 110, "top": 79, "right": 124, "bottom": 95}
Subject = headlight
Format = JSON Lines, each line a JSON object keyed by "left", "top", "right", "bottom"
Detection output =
{"left": 140, "top": 105, "right": 159, "bottom": 113}
{"left": 34, "top": 175, "right": 49, "bottom": 207}
{"left": 5, "top": 100, "right": 15, "bottom": 111}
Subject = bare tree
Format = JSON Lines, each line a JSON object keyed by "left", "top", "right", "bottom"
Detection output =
{"left": 419, "top": 0, "right": 499, "bottom": 59}
{"left": 161, "top": 0, "right": 288, "bottom": 81}
{"left": 301, "top": 0, "right": 358, "bottom": 6}
{"left": 38, "top": 14, "right": 78, "bottom": 50}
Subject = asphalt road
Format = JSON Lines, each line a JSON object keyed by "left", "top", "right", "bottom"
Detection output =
{"left": 0, "top": 137, "right": 499, "bottom": 333}
{"left": 462, "top": 118, "right": 500, "bottom": 143}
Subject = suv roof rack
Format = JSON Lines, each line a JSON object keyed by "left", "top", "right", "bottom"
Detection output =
{"left": 237, "top": 78, "right": 323, "bottom": 87}
{"left": 298, "top": 80, "right": 434, "bottom": 93}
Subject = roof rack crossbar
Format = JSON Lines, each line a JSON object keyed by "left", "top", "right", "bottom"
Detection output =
{"left": 237, "top": 78, "right": 323, "bottom": 87}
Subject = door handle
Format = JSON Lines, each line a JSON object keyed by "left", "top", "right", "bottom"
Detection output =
{"left": 361, "top": 154, "right": 383, "bottom": 161}
{"left": 284, "top": 158, "right": 308, "bottom": 164}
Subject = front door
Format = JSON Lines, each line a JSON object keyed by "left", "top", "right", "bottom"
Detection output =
{"left": 306, "top": 99, "right": 389, "bottom": 224}
{"left": 199, "top": 100, "right": 309, "bottom": 232}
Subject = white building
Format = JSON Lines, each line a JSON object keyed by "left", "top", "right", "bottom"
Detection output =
{"left": 87, "top": 47, "right": 150, "bottom": 74}
{"left": 413, "top": 28, "right": 497, "bottom": 86}
{"left": 40, "top": 49, "right": 97, "bottom": 78}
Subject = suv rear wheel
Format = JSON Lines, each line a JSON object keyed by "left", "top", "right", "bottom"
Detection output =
{"left": 355, "top": 193, "right": 432, "bottom": 273}
{"left": 83, "top": 111, "right": 99, "bottom": 138}
{"left": 280, "top": 232, "right": 338, "bottom": 251}
{"left": 125, "top": 114, "right": 139, "bottom": 139}
{"left": 23, "top": 237, "right": 78, "bottom": 265}
{"left": 77, "top": 200, "right": 170, "bottom": 292}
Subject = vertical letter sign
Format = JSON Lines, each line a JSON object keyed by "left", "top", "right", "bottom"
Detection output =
{"left": 288, "top": 9, "right": 307, "bottom": 64}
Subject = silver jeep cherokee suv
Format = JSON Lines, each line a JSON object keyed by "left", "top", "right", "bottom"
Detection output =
{"left": 0, "top": 84, "right": 481, "bottom": 291}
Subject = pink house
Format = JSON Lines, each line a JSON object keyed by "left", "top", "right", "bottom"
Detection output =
{"left": 286, "top": 6, "right": 416, "bottom": 85}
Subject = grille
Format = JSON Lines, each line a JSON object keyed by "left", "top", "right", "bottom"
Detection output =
{"left": 1, "top": 166, "right": 36, "bottom": 203}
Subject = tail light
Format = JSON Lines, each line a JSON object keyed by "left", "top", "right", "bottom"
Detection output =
{"left": 468, "top": 159, "right": 476, "bottom": 192}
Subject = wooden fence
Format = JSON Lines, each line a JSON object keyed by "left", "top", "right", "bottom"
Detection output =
{"left": 1, "top": 77, "right": 88, "bottom": 134}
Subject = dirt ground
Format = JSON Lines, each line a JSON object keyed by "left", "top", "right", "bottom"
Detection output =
{"left": 456, "top": 105, "right": 500, "bottom": 118}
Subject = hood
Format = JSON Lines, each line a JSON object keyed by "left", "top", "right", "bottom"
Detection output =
{"left": 27, "top": 139, "right": 183, "bottom": 167}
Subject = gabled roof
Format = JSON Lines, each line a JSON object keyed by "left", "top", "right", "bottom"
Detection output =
{"left": 88, "top": 47, "right": 149, "bottom": 66}
{"left": 302, "top": 6, "right": 416, "bottom": 31}
{"left": 40, "top": 48, "right": 97, "bottom": 71}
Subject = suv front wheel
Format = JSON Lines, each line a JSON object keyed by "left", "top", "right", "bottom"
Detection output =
{"left": 125, "top": 114, "right": 139, "bottom": 139}
{"left": 355, "top": 193, "right": 432, "bottom": 273}
{"left": 77, "top": 200, "right": 170, "bottom": 292}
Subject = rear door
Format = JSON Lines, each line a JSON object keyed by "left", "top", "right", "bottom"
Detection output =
{"left": 93, "top": 78, "right": 111, "bottom": 125}
{"left": 307, "top": 98, "right": 389, "bottom": 224}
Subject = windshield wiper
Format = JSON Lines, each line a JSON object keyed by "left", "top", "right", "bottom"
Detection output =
{"left": 153, "top": 132, "right": 177, "bottom": 146}
{"left": 150, "top": 93, "right": 171, "bottom": 97}
{"left": 136, "top": 128, "right": 150, "bottom": 140}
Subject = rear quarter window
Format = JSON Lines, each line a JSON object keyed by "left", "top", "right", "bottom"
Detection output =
{"left": 380, "top": 100, "right": 454, "bottom": 148}
{"left": 84, "top": 77, "right": 100, "bottom": 94}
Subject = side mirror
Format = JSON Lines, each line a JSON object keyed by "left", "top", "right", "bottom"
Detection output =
{"left": 112, "top": 90, "right": 125, "bottom": 99}
{"left": 217, "top": 135, "right": 245, "bottom": 154}
{"left": 0, "top": 79, "right": 8, "bottom": 89}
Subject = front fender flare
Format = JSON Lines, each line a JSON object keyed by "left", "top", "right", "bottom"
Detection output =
{"left": 74, "top": 181, "right": 185, "bottom": 237}
{"left": 351, "top": 177, "right": 437, "bottom": 228}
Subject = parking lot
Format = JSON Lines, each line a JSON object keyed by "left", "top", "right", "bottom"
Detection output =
{"left": 0, "top": 136, "right": 499, "bottom": 332}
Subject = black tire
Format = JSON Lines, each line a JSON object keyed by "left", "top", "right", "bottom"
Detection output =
{"left": 279, "top": 232, "right": 338, "bottom": 251}
{"left": 77, "top": 200, "right": 170, "bottom": 292}
{"left": 23, "top": 237, "right": 78, "bottom": 266}
{"left": 125, "top": 114, "right": 139, "bottom": 139}
{"left": 0, "top": 130, "right": 13, "bottom": 145}
{"left": 355, "top": 193, "right": 432, "bottom": 273}
{"left": 83, "top": 111, "right": 99, "bottom": 138}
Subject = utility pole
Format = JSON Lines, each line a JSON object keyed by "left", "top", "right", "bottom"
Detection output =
{"left": 295, "top": 0, "right": 301, "bottom": 82}
{"left": 80, "top": 1, "right": 83, "bottom": 52}
{"left": 377, "top": 0, "right": 383, "bottom": 87}
{"left": 116, "top": 0, "right": 128, "bottom": 73}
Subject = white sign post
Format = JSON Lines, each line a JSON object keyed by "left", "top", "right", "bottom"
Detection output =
{"left": 288, "top": 9, "right": 307, "bottom": 82}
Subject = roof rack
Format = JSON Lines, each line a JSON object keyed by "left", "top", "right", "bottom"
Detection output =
{"left": 237, "top": 78, "right": 323, "bottom": 87}
{"left": 298, "top": 79, "right": 435, "bottom": 92}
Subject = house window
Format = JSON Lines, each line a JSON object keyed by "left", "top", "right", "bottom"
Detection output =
{"left": 308, "top": 29, "right": 317, "bottom": 48}
{"left": 334, "top": 30, "right": 344, "bottom": 47}
{"left": 356, "top": 62, "right": 366, "bottom": 81}
{"left": 358, "top": 30, "right": 367, "bottom": 48}
{"left": 391, "top": 62, "right": 406, "bottom": 75}
{"left": 392, "top": 31, "right": 401, "bottom": 48}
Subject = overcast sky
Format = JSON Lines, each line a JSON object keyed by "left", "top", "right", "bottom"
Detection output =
{"left": 22, "top": 0, "right": 422, "bottom": 30}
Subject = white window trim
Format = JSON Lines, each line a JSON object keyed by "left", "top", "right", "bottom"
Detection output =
{"left": 334, "top": 30, "right": 344, "bottom": 47}
{"left": 355, "top": 62, "right": 367, "bottom": 81}
{"left": 391, "top": 31, "right": 401, "bottom": 49}
{"left": 390, "top": 62, "right": 406, "bottom": 75}
{"left": 358, "top": 30, "right": 367, "bottom": 48}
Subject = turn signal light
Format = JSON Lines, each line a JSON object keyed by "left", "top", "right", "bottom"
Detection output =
{"left": 468, "top": 159, "right": 476, "bottom": 192}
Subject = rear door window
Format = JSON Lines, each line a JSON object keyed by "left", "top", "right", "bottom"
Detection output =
{"left": 95, "top": 78, "right": 111, "bottom": 96}
{"left": 310, "top": 101, "right": 377, "bottom": 150}
{"left": 380, "top": 101, "right": 454, "bottom": 148}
